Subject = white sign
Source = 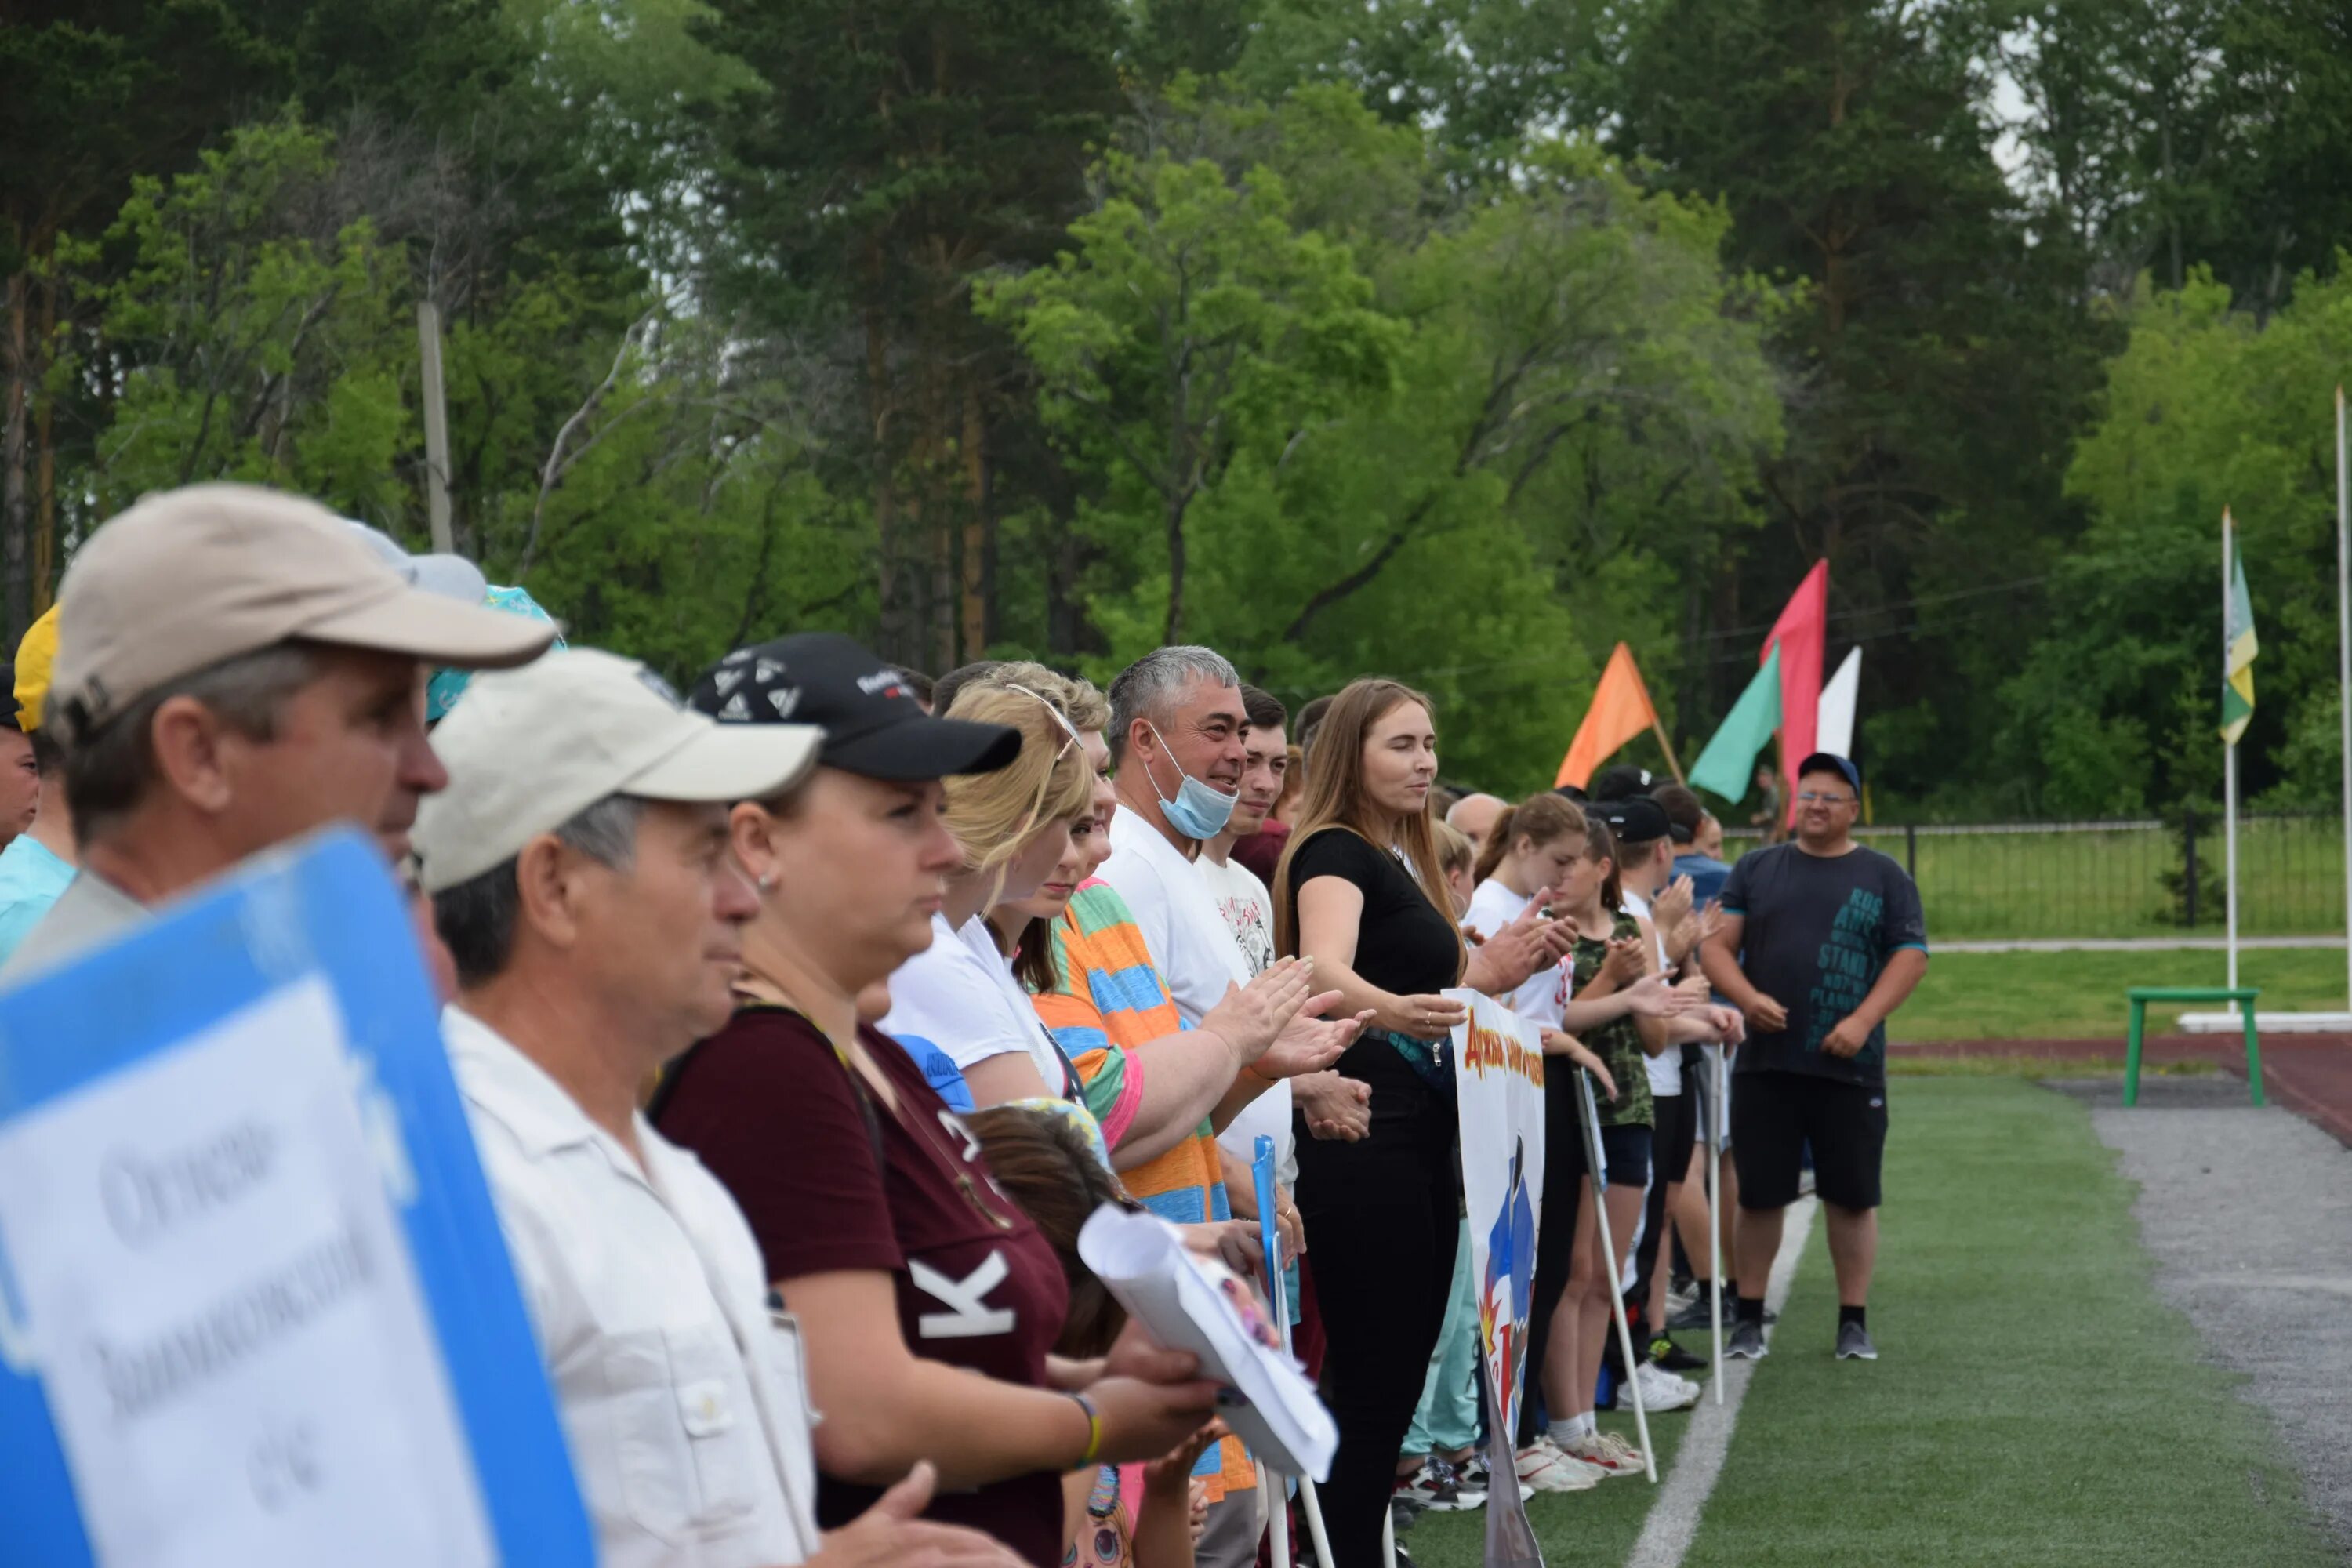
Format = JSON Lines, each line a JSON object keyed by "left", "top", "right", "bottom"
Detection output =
{"left": 0, "top": 977, "right": 495, "bottom": 1568}
{"left": 1078, "top": 1207, "right": 1336, "bottom": 1480}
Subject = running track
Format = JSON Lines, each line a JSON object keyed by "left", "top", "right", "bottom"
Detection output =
{"left": 1892, "top": 1035, "right": 2352, "bottom": 1148}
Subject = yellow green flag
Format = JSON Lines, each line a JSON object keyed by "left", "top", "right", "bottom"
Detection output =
{"left": 2220, "top": 537, "right": 2256, "bottom": 745}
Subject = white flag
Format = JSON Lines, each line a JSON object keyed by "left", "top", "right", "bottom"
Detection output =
{"left": 1817, "top": 646, "right": 1861, "bottom": 759}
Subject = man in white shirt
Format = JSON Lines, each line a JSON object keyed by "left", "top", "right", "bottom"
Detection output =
{"left": 1098, "top": 650, "right": 1365, "bottom": 1568}
{"left": 1098, "top": 648, "right": 1360, "bottom": 1109}
{"left": 416, "top": 648, "right": 1018, "bottom": 1568}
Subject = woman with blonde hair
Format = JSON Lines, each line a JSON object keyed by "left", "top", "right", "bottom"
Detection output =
{"left": 1269, "top": 681, "right": 1670, "bottom": 1560}
{"left": 879, "top": 678, "right": 1104, "bottom": 1107}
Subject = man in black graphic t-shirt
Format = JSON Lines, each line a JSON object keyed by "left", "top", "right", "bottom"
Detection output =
{"left": 1700, "top": 753, "right": 1928, "bottom": 1364}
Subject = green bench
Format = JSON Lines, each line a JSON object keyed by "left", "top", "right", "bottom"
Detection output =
{"left": 2124, "top": 986, "right": 2263, "bottom": 1108}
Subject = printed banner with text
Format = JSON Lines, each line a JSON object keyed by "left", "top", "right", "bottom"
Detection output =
{"left": 1447, "top": 987, "right": 1548, "bottom": 1567}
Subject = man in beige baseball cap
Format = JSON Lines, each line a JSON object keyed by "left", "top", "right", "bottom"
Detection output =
{"left": 412, "top": 648, "right": 929, "bottom": 1568}
{"left": 2, "top": 481, "right": 554, "bottom": 978}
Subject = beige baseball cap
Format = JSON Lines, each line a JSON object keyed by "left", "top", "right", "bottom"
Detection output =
{"left": 412, "top": 647, "right": 822, "bottom": 892}
{"left": 49, "top": 483, "right": 556, "bottom": 742}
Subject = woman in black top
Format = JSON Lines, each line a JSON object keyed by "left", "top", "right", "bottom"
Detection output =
{"left": 1271, "top": 679, "right": 1572, "bottom": 1563}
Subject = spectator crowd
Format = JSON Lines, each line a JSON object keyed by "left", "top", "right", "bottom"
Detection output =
{"left": 0, "top": 482, "right": 1929, "bottom": 1568}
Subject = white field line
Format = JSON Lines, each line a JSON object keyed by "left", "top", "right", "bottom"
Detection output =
{"left": 1622, "top": 1196, "right": 1819, "bottom": 1568}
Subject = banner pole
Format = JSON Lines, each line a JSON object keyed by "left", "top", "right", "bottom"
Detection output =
{"left": 1708, "top": 1044, "right": 1725, "bottom": 1406}
{"left": 1254, "top": 1137, "right": 1325, "bottom": 1568}
{"left": 1580, "top": 1070, "right": 1655, "bottom": 1482}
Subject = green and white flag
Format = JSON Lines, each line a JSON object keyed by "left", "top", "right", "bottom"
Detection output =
{"left": 2221, "top": 535, "right": 2257, "bottom": 746}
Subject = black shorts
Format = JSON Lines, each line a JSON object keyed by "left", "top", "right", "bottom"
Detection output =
{"left": 1730, "top": 1071, "right": 1887, "bottom": 1210}
{"left": 1651, "top": 1088, "right": 1697, "bottom": 1189}
{"left": 1547, "top": 1085, "right": 1653, "bottom": 1189}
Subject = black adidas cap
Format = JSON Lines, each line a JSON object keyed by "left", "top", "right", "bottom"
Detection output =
{"left": 689, "top": 633, "right": 1021, "bottom": 781}
{"left": 1597, "top": 794, "right": 1673, "bottom": 847}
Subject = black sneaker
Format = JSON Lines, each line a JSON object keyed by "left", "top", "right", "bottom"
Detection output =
{"left": 1671, "top": 1298, "right": 1775, "bottom": 1331}
{"left": 1667, "top": 1298, "right": 1716, "bottom": 1331}
{"left": 1725, "top": 1319, "right": 1768, "bottom": 1359}
{"left": 1836, "top": 1322, "right": 1878, "bottom": 1361}
{"left": 1648, "top": 1334, "right": 1709, "bottom": 1374}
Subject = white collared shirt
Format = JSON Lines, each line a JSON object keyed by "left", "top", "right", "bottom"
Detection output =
{"left": 443, "top": 1007, "right": 822, "bottom": 1568}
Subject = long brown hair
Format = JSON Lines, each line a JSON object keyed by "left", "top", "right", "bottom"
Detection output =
{"left": 1577, "top": 814, "right": 1624, "bottom": 916}
{"left": 960, "top": 1105, "right": 1137, "bottom": 1358}
{"left": 1270, "top": 677, "right": 1465, "bottom": 977}
{"left": 1471, "top": 792, "right": 1589, "bottom": 887}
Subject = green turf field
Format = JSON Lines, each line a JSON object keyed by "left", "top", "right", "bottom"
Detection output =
{"left": 1892, "top": 946, "right": 2349, "bottom": 1040}
{"left": 1397, "top": 1077, "right": 2336, "bottom": 1567}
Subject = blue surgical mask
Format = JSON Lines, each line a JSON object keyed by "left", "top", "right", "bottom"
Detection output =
{"left": 1144, "top": 722, "right": 1239, "bottom": 840}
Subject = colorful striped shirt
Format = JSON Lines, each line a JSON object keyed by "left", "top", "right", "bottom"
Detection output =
{"left": 1031, "top": 877, "right": 1251, "bottom": 1498}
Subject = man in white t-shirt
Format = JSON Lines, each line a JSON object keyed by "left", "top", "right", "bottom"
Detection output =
{"left": 1099, "top": 649, "right": 1366, "bottom": 1568}
{"left": 1099, "top": 648, "right": 1361, "bottom": 1095}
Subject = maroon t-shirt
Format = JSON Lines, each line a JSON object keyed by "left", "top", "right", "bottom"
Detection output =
{"left": 1233, "top": 819, "right": 1291, "bottom": 887}
{"left": 654, "top": 1007, "right": 1072, "bottom": 1566}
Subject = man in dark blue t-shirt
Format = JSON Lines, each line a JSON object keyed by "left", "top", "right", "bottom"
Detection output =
{"left": 1700, "top": 753, "right": 1927, "bottom": 1364}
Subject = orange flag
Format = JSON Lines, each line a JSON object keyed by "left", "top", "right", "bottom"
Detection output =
{"left": 1556, "top": 643, "right": 1662, "bottom": 789}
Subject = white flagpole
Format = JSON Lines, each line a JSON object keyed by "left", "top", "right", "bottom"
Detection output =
{"left": 2336, "top": 386, "right": 2350, "bottom": 1010}
{"left": 1578, "top": 1071, "right": 1655, "bottom": 1482}
{"left": 2225, "top": 508, "right": 2241, "bottom": 1004}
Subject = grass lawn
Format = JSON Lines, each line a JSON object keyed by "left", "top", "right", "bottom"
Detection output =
{"left": 1682, "top": 1077, "right": 2334, "bottom": 1567}
{"left": 1389, "top": 1079, "right": 2336, "bottom": 1566}
{"left": 1892, "top": 946, "right": 2350, "bottom": 1040}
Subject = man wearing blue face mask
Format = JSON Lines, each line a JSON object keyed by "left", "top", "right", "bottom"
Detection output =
{"left": 1098, "top": 646, "right": 1350, "bottom": 1568}
{"left": 1101, "top": 646, "right": 1253, "bottom": 1024}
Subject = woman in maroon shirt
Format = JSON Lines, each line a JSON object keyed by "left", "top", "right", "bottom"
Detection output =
{"left": 652, "top": 633, "right": 1218, "bottom": 1567}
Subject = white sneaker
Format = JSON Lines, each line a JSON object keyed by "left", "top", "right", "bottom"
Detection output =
{"left": 1562, "top": 1430, "right": 1646, "bottom": 1478}
{"left": 1515, "top": 1437, "right": 1603, "bottom": 1493}
{"left": 1633, "top": 1361, "right": 1700, "bottom": 1412}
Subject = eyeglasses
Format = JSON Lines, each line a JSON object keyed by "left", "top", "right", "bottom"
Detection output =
{"left": 1002, "top": 682, "right": 1087, "bottom": 837}
{"left": 1004, "top": 683, "right": 1085, "bottom": 757}
{"left": 1795, "top": 791, "right": 1855, "bottom": 806}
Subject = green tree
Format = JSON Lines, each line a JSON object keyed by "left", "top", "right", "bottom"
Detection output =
{"left": 1608, "top": 0, "right": 2113, "bottom": 800}
{"left": 984, "top": 88, "right": 1780, "bottom": 789}
{"left": 698, "top": 0, "right": 1127, "bottom": 670}
{"left": 2002, "top": 266, "right": 2352, "bottom": 815}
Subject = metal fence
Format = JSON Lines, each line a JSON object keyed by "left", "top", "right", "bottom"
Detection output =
{"left": 1723, "top": 811, "right": 2347, "bottom": 942}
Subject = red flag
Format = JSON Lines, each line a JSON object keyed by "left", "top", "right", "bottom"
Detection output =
{"left": 1555, "top": 643, "right": 1662, "bottom": 789}
{"left": 1766, "top": 561, "right": 1828, "bottom": 820}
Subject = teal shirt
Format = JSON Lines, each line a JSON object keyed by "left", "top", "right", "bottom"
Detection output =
{"left": 0, "top": 835, "right": 74, "bottom": 969}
